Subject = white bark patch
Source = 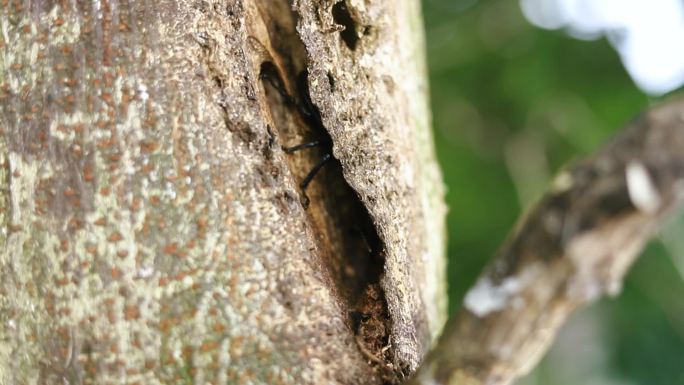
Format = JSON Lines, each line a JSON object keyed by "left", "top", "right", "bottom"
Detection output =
{"left": 464, "top": 276, "right": 523, "bottom": 317}
{"left": 551, "top": 171, "right": 573, "bottom": 193}
{"left": 626, "top": 161, "right": 661, "bottom": 213}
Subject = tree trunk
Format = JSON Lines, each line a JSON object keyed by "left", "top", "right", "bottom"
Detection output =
{"left": 0, "top": 1, "right": 446, "bottom": 385}
{"left": 4, "top": 2, "right": 684, "bottom": 385}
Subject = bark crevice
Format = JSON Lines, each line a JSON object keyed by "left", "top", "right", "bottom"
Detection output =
{"left": 254, "top": 1, "right": 400, "bottom": 381}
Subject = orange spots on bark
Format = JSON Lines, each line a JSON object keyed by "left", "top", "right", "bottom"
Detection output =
{"left": 159, "top": 319, "right": 170, "bottom": 333}
{"left": 200, "top": 341, "right": 219, "bottom": 353}
{"left": 163, "top": 243, "right": 178, "bottom": 255}
{"left": 124, "top": 305, "right": 140, "bottom": 320}
{"left": 230, "top": 336, "right": 245, "bottom": 358}
{"left": 68, "top": 217, "right": 83, "bottom": 230}
{"left": 130, "top": 197, "right": 142, "bottom": 211}
{"left": 108, "top": 231, "right": 123, "bottom": 242}
{"left": 140, "top": 140, "right": 159, "bottom": 153}
{"left": 101, "top": 92, "right": 113, "bottom": 104}
{"left": 96, "top": 136, "right": 115, "bottom": 148}
{"left": 186, "top": 239, "right": 196, "bottom": 249}
{"left": 144, "top": 360, "right": 156, "bottom": 370}
{"left": 197, "top": 215, "right": 208, "bottom": 232}
{"left": 60, "top": 238, "right": 69, "bottom": 252}
{"left": 110, "top": 267, "right": 122, "bottom": 279}
{"left": 213, "top": 323, "right": 225, "bottom": 333}
{"left": 108, "top": 152, "right": 121, "bottom": 162}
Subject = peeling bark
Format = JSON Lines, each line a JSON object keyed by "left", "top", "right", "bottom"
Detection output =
{"left": 0, "top": 1, "right": 445, "bottom": 385}
{"left": 409, "top": 98, "right": 684, "bottom": 385}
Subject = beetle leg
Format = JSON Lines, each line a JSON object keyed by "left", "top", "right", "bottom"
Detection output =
{"left": 282, "top": 139, "right": 332, "bottom": 154}
{"left": 300, "top": 153, "right": 333, "bottom": 208}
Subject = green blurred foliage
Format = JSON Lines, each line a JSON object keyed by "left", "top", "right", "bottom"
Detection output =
{"left": 422, "top": 0, "right": 684, "bottom": 383}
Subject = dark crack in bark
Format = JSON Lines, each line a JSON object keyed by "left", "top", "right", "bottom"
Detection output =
{"left": 254, "top": 0, "right": 401, "bottom": 382}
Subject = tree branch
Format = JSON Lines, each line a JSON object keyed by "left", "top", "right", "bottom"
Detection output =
{"left": 409, "top": 97, "right": 684, "bottom": 385}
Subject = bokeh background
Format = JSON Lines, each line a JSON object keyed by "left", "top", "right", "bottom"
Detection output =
{"left": 421, "top": 0, "right": 684, "bottom": 384}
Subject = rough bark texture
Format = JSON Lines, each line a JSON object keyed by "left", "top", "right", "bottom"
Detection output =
{"left": 0, "top": 1, "right": 446, "bottom": 385}
{"left": 409, "top": 98, "right": 684, "bottom": 385}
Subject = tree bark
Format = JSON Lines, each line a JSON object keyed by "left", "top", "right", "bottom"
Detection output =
{"left": 0, "top": 1, "right": 446, "bottom": 385}
{"left": 4, "top": 2, "right": 684, "bottom": 385}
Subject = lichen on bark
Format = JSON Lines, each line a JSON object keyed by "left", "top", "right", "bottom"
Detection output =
{"left": 0, "top": 1, "right": 446, "bottom": 384}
